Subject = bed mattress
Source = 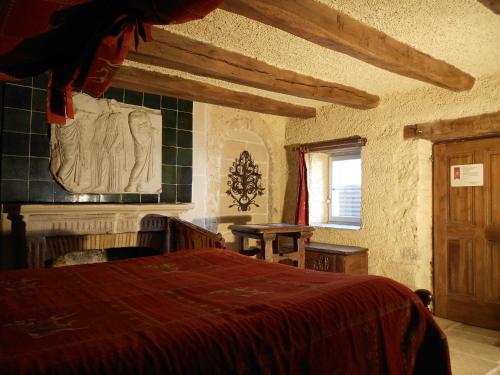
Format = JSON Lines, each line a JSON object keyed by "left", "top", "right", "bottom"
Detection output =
{"left": 0, "top": 248, "right": 450, "bottom": 374}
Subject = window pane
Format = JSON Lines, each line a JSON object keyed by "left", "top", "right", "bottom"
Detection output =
{"left": 331, "top": 157, "right": 361, "bottom": 221}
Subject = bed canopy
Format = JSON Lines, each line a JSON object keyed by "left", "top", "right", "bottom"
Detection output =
{"left": 0, "top": 0, "right": 222, "bottom": 124}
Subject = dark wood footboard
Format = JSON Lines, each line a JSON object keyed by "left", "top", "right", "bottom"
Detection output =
{"left": 166, "top": 217, "right": 225, "bottom": 252}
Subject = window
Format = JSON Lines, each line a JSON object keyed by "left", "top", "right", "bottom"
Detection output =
{"left": 305, "top": 137, "right": 365, "bottom": 230}
{"left": 329, "top": 149, "right": 361, "bottom": 226}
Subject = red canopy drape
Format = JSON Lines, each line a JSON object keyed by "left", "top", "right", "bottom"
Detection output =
{"left": 0, "top": 0, "right": 222, "bottom": 124}
{"left": 295, "top": 147, "right": 309, "bottom": 227}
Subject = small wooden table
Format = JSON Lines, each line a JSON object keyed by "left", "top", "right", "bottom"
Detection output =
{"left": 228, "top": 223, "right": 314, "bottom": 268}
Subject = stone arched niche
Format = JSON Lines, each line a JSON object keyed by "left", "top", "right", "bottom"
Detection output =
{"left": 205, "top": 110, "right": 286, "bottom": 249}
{"left": 218, "top": 127, "right": 270, "bottom": 218}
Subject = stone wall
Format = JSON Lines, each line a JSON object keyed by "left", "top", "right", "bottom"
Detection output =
{"left": 284, "top": 72, "right": 500, "bottom": 290}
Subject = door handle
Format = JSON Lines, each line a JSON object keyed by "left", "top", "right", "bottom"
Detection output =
{"left": 485, "top": 226, "right": 500, "bottom": 242}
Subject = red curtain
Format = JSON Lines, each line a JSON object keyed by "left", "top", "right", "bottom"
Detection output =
{"left": 0, "top": 0, "right": 222, "bottom": 124}
{"left": 295, "top": 147, "right": 309, "bottom": 226}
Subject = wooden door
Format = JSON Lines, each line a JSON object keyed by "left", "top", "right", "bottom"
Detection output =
{"left": 434, "top": 137, "right": 500, "bottom": 330}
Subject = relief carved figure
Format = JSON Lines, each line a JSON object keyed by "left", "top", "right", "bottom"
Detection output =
{"left": 50, "top": 93, "right": 161, "bottom": 194}
{"left": 51, "top": 114, "right": 84, "bottom": 191}
{"left": 89, "top": 108, "right": 125, "bottom": 191}
{"left": 125, "top": 110, "right": 157, "bottom": 192}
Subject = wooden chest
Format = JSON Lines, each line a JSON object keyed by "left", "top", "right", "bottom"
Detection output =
{"left": 303, "top": 242, "right": 368, "bottom": 274}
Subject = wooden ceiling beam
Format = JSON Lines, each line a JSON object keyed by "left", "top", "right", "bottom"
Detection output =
{"left": 403, "top": 111, "right": 500, "bottom": 142}
{"left": 127, "top": 27, "right": 379, "bottom": 109}
{"left": 220, "top": 0, "right": 475, "bottom": 92}
{"left": 114, "top": 66, "right": 316, "bottom": 119}
{"left": 478, "top": 0, "right": 500, "bottom": 15}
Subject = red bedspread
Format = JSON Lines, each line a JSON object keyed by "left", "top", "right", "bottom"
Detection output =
{"left": 0, "top": 249, "right": 450, "bottom": 374}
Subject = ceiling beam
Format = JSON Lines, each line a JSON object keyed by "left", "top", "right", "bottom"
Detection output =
{"left": 114, "top": 66, "right": 316, "bottom": 119}
{"left": 403, "top": 110, "right": 500, "bottom": 142}
{"left": 127, "top": 27, "right": 379, "bottom": 109}
{"left": 220, "top": 0, "right": 475, "bottom": 92}
{"left": 478, "top": 0, "right": 500, "bottom": 15}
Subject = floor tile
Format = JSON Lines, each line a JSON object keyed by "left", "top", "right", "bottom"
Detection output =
{"left": 434, "top": 316, "right": 500, "bottom": 374}
{"left": 457, "top": 325, "right": 500, "bottom": 342}
{"left": 434, "top": 316, "right": 461, "bottom": 331}
{"left": 447, "top": 336, "right": 500, "bottom": 363}
{"left": 447, "top": 327, "right": 500, "bottom": 347}
{"left": 449, "top": 350, "right": 498, "bottom": 375}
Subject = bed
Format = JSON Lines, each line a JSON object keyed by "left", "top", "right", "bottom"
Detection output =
{"left": 0, "top": 248, "right": 450, "bottom": 374}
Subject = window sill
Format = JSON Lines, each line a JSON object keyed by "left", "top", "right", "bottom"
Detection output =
{"left": 311, "top": 222, "right": 361, "bottom": 230}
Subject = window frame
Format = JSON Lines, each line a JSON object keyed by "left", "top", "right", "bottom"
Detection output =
{"left": 328, "top": 148, "right": 362, "bottom": 226}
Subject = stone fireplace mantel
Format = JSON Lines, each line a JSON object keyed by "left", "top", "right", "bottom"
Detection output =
{"left": 19, "top": 203, "right": 194, "bottom": 236}
{"left": 2, "top": 203, "right": 194, "bottom": 268}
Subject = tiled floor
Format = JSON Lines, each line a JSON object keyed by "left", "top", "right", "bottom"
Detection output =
{"left": 434, "top": 316, "right": 500, "bottom": 375}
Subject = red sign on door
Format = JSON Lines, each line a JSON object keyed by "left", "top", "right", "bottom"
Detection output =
{"left": 454, "top": 167, "right": 461, "bottom": 180}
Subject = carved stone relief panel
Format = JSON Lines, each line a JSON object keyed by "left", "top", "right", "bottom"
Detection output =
{"left": 50, "top": 93, "right": 162, "bottom": 194}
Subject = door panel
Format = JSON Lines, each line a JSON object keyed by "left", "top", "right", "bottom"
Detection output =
{"left": 434, "top": 137, "right": 500, "bottom": 330}
{"left": 447, "top": 239, "right": 475, "bottom": 296}
{"left": 483, "top": 148, "right": 500, "bottom": 308}
{"left": 485, "top": 243, "right": 500, "bottom": 303}
{"left": 447, "top": 154, "right": 474, "bottom": 224}
{"left": 487, "top": 152, "right": 500, "bottom": 225}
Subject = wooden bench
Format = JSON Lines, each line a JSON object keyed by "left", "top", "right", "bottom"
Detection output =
{"left": 284, "top": 242, "right": 368, "bottom": 274}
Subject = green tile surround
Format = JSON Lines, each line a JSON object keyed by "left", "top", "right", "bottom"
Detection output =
{"left": 0, "top": 74, "right": 192, "bottom": 204}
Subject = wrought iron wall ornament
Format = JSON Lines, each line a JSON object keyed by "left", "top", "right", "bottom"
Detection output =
{"left": 226, "top": 150, "right": 265, "bottom": 211}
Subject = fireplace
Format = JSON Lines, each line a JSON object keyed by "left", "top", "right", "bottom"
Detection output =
{"left": 2, "top": 203, "right": 193, "bottom": 268}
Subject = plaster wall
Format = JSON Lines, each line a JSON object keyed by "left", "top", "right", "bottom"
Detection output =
{"left": 285, "top": 72, "right": 500, "bottom": 290}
